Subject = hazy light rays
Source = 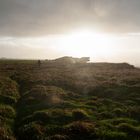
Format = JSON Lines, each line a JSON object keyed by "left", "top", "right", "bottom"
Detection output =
{"left": 0, "top": 31, "right": 140, "bottom": 65}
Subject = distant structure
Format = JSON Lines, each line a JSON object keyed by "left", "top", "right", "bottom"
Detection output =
{"left": 79, "top": 57, "right": 90, "bottom": 63}
{"left": 53, "top": 56, "right": 90, "bottom": 64}
{"left": 0, "top": 57, "right": 7, "bottom": 60}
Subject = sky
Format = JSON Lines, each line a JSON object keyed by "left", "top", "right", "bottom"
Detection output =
{"left": 0, "top": 0, "right": 140, "bottom": 66}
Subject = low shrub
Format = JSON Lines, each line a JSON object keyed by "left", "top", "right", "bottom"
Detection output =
{"left": 47, "top": 134, "right": 69, "bottom": 140}
{"left": 0, "top": 95, "right": 17, "bottom": 105}
{"left": 64, "top": 121, "right": 96, "bottom": 140}
{"left": 0, "top": 105, "right": 16, "bottom": 118}
{"left": 72, "top": 109, "right": 88, "bottom": 120}
{"left": 98, "top": 111, "right": 114, "bottom": 119}
{"left": 112, "top": 108, "right": 126, "bottom": 117}
{"left": 99, "top": 130, "right": 127, "bottom": 140}
{"left": 0, "top": 127, "right": 16, "bottom": 140}
{"left": 0, "top": 78, "right": 19, "bottom": 99}
{"left": 18, "top": 122, "right": 45, "bottom": 140}
{"left": 117, "top": 123, "right": 140, "bottom": 137}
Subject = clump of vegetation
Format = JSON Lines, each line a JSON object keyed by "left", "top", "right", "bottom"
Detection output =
{"left": 98, "top": 130, "right": 127, "bottom": 140}
{"left": 0, "top": 77, "right": 19, "bottom": 99}
{"left": 64, "top": 121, "right": 96, "bottom": 140}
{"left": 47, "top": 134, "right": 69, "bottom": 140}
{"left": 112, "top": 108, "right": 126, "bottom": 117}
{"left": 0, "top": 105, "right": 16, "bottom": 118}
{"left": 117, "top": 123, "right": 140, "bottom": 138}
{"left": 72, "top": 109, "right": 89, "bottom": 120}
{"left": 17, "top": 122, "right": 45, "bottom": 140}
{"left": 0, "top": 126, "right": 16, "bottom": 140}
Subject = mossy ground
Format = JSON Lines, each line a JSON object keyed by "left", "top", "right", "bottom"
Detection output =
{"left": 0, "top": 60, "right": 140, "bottom": 140}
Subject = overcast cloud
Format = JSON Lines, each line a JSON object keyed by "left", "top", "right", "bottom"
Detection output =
{"left": 0, "top": 0, "right": 140, "bottom": 36}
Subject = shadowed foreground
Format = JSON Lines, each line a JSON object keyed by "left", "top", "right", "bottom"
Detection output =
{"left": 0, "top": 58, "right": 140, "bottom": 140}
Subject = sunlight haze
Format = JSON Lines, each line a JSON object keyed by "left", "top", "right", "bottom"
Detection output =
{"left": 0, "top": 0, "right": 140, "bottom": 66}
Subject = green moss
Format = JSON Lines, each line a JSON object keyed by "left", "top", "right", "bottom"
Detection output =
{"left": 0, "top": 105, "right": 16, "bottom": 118}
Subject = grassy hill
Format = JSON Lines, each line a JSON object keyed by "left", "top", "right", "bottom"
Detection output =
{"left": 0, "top": 59, "right": 140, "bottom": 140}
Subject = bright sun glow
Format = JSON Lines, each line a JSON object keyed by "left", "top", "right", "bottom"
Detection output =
{"left": 51, "top": 29, "right": 118, "bottom": 60}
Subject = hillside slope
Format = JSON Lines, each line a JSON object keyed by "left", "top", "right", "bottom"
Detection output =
{"left": 0, "top": 60, "right": 140, "bottom": 140}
